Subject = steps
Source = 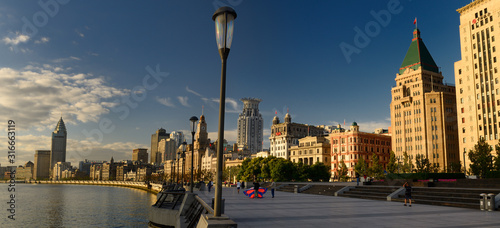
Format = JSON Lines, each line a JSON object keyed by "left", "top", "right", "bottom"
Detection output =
{"left": 301, "top": 185, "right": 346, "bottom": 196}
{"left": 339, "top": 186, "right": 401, "bottom": 201}
{"left": 278, "top": 184, "right": 306, "bottom": 193}
{"left": 392, "top": 187, "right": 500, "bottom": 209}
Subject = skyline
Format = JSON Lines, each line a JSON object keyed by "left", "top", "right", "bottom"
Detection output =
{"left": 1, "top": 0, "right": 470, "bottom": 166}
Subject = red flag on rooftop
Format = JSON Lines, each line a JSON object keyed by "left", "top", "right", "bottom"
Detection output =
{"left": 413, "top": 17, "right": 417, "bottom": 24}
{"left": 275, "top": 110, "right": 277, "bottom": 115}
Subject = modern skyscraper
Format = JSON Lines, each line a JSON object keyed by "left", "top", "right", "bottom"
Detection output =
{"left": 391, "top": 28, "right": 460, "bottom": 170}
{"left": 151, "top": 128, "right": 169, "bottom": 165}
{"left": 34, "top": 150, "right": 51, "bottom": 180}
{"left": 455, "top": 0, "right": 499, "bottom": 168}
{"left": 50, "top": 117, "right": 67, "bottom": 172}
{"left": 237, "top": 98, "right": 264, "bottom": 154}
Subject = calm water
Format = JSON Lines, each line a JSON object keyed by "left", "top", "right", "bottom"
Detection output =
{"left": 0, "top": 184, "right": 157, "bottom": 228}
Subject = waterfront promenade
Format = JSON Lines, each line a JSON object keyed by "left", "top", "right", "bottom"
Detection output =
{"left": 195, "top": 187, "right": 500, "bottom": 228}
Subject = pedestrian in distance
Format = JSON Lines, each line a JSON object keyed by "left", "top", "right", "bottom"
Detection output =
{"left": 355, "top": 172, "right": 360, "bottom": 186}
{"left": 270, "top": 179, "right": 276, "bottom": 198}
{"left": 403, "top": 182, "right": 412, "bottom": 207}
{"left": 208, "top": 180, "right": 213, "bottom": 192}
{"left": 253, "top": 180, "right": 260, "bottom": 199}
{"left": 237, "top": 180, "right": 241, "bottom": 194}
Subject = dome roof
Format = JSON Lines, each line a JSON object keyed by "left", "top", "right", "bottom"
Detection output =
{"left": 352, "top": 122, "right": 358, "bottom": 126}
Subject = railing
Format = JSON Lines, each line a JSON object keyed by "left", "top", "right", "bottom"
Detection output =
{"left": 153, "top": 190, "right": 186, "bottom": 209}
{"left": 183, "top": 195, "right": 214, "bottom": 228}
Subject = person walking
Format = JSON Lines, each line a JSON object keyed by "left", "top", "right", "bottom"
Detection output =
{"left": 403, "top": 182, "right": 412, "bottom": 207}
{"left": 236, "top": 180, "right": 241, "bottom": 194}
{"left": 270, "top": 180, "right": 276, "bottom": 198}
{"left": 253, "top": 180, "right": 260, "bottom": 199}
{"left": 208, "top": 180, "right": 213, "bottom": 192}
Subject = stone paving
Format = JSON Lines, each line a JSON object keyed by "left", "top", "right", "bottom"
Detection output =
{"left": 195, "top": 187, "right": 500, "bottom": 228}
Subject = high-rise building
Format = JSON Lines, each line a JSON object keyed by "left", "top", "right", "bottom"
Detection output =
{"left": 132, "top": 148, "right": 148, "bottom": 163}
{"left": 391, "top": 28, "right": 460, "bottom": 170}
{"left": 237, "top": 98, "right": 264, "bottom": 154}
{"left": 269, "top": 113, "right": 324, "bottom": 160}
{"left": 34, "top": 150, "right": 51, "bottom": 180}
{"left": 151, "top": 128, "right": 169, "bottom": 165}
{"left": 50, "top": 117, "right": 67, "bottom": 172}
{"left": 455, "top": 0, "right": 499, "bottom": 168}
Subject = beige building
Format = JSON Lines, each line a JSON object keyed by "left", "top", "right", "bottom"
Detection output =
{"left": 455, "top": 0, "right": 499, "bottom": 169}
{"left": 290, "top": 136, "right": 331, "bottom": 165}
{"left": 391, "top": 28, "right": 460, "bottom": 171}
{"left": 269, "top": 113, "right": 325, "bottom": 160}
{"left": 52, "top": 162, "right": 72, "bottom": 180}
{"left": 34, "top": 150, "right": 51, "bottom": 180}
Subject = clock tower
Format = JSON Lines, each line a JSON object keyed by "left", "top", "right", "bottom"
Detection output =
{"left": 195, "top": 115, "right": 209, "bottom": 150}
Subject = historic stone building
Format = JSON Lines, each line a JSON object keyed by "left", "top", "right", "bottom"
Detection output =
{"left": 289, "top": 136, "right": 331, "bottom": 166}
{"left": 269, "top": 113, "right": 324, "bottom": 160}
{"left": 237, "top": 98, "right": 264, "bottom": 154}
{"left": 184, "top": 115, "right": 210, "bottom": 179}
{"left": 390, "top": 28, "right": 460, "bottom": 171}
{"left": 330, "top": 123, "right": 392, "bottom": 180}
{"left": 455, "top": 0, "right": 499, "bottom": 168}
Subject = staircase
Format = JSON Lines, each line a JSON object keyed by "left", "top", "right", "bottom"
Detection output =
{"left": 278, "top": 184, "right": 306, "bottom": 193}
{"left": 301, "top": 185, "right": 346, "bottom": 196}
{"left": 392, "top": 187, "right": 500, "bottom": 209}
{"left": 339, "top": 186, "right": 401, "bottom": 201}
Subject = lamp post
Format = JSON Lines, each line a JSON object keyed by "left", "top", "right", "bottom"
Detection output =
{"left": 182, "top": 141, "right": 187, "bottom": 184}
{"left": 212, "top": 6, "right": 237, "bottom": 217}
{"left": 463, "top": 151, "right": 467, "bottom": 176}
{"left": 177, "top": 151, "right": 181, "bottom": 184}
{"left": 172, "top": 158, "right": 176, "bottom": 184}
{"left": 189, "top": 116, "right": 199, "bottom": 193}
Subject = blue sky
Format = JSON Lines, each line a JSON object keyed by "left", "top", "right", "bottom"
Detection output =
{"left": 0, "top": 0, "right": 470, "bottom": 166}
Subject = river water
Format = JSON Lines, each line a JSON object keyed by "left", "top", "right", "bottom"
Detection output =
{"left": 0, "top": 183, "right": 156, "bottom": 228}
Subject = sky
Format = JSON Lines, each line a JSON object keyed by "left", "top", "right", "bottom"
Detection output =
{"left": 0, "top": 0, "right": 472, "bottom": 166}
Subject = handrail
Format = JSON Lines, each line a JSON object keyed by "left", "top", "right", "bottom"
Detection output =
{"left": 194, "top": 195, "right": 214, "bottom": 215}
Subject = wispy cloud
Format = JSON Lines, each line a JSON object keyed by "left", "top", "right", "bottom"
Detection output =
{"left": 156, "top": 96, "right": 175, "bottom": 107}
{"left": 53, "top": 56, "right": 81, "bottom": 63}
{"left": 177, "top": 96, "right": 190, "bottom": 107}
{"left": 2, "top": 32, "right": 29, "bottom": 45}
{"left": 34, "top": 37, "right": 49, "bottom": 44}
{"left": 75, "top": 29, "right": 84, "bottom": 38}
{"left": 186, "top": 86, "right": 202, "bottom": 97}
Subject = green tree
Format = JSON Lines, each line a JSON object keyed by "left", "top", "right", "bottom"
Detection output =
{"left": 368, "top": 154, "right": 384, "bottom": 179}
{"left": 415, "top": 154, "right": 430, "bottom": 173}
{"left": 402, "top": 152, "right": 411, "bottom": 173}
{"left": 387, "top": 151, "right": 398, "bottom": 174}
{"left": 448, "top": 162, "right": 462, "bottom": 173}
{"left": 270, "top": 158, "right": 298, "bottom": 181}
{"left": 354, "top": 156, "right": 367, "bottom": 176}
{"left": 294, "top": 162, "right": 310, "bottom": 181}
{"left": 469, "top": 137, "right": 493, "bottom": 177}
{"left": 337, "top": 159, "right": 348, "bottom": 182}
{"left": 309, "top": 162, "right": 331, "bottom": 182}
{"left": 494, "top": 140, "right": 500, "bottom": 171}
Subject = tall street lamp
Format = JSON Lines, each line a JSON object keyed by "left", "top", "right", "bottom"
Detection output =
{"left": 212, "top": 6, "right": 236, "bottom": 217}
{"left": 463, "top": 151, "right": 467, "bottom": 176}
{"left": 182, "top": 141, "right": 187, "bottom": 184}
{"left": 190, "top": 116, "right": 199, "bottom": 193}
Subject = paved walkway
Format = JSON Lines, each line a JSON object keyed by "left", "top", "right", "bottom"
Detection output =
{"left": 196, "top": 187, "right": 499, "bottom": 228}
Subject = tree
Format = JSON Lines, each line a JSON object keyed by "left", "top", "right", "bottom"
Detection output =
{"left": 448, "top": 162, "right": 462, "bottom": 173}
{"left": 309, "top": 162, "right": 331, "bottom": 182}
{"left": 270, "top": 158, "right": 298, "bottom": 182}
{"left": 354, "top": 156, "right": 367, "bottom": 176}
{"left": 368, "top": 154, "right": 384, "bottom": 179}
{"left": 494, "top": 140, "right": 500, "bottom": 171}
{"left": 337, "top": 159, "right": 348, "bottom": 182}
{"left": 402, "top": 152, "right": 411, "bottom": 173}
{"left": 387, "top": 151, "right": 398, "bottom": 174}
{"left": 469, "top": 137, "right": 493, "bottom": 177}
{"left": 415, "top": 154, "right": 430, "bottom": 173}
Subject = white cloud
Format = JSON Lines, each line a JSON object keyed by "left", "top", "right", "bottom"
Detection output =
{"left": 75, "top": 30, "right": 84, "bottom": 38}
{"left": 34, "top": 37, "right": 49, "bottom": 44}
{"left": 177, "top": 96, "right": 190, "bottom": 107}
{"left": 0, "top": 66, "right": 128, "bottom": 131}
{"left": 156, "top": 96, "right": 175, "bottom": 107}
{"left": 186, "top": 86, "right": 203, "bottom": 97}
{"left": 53, "top": 56, "right": 81, "bottom": 63}
{"left": 208, "top": 97, "right": 240, "bottom": 113}
{"left": 208, "top": 128, "right": 238, "bottom": 144}
{"left": 0, "top": 134, "right": 147, "bottom": 166}
{"left": 2, "top": 33, "right": 30, "bottom": 45}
